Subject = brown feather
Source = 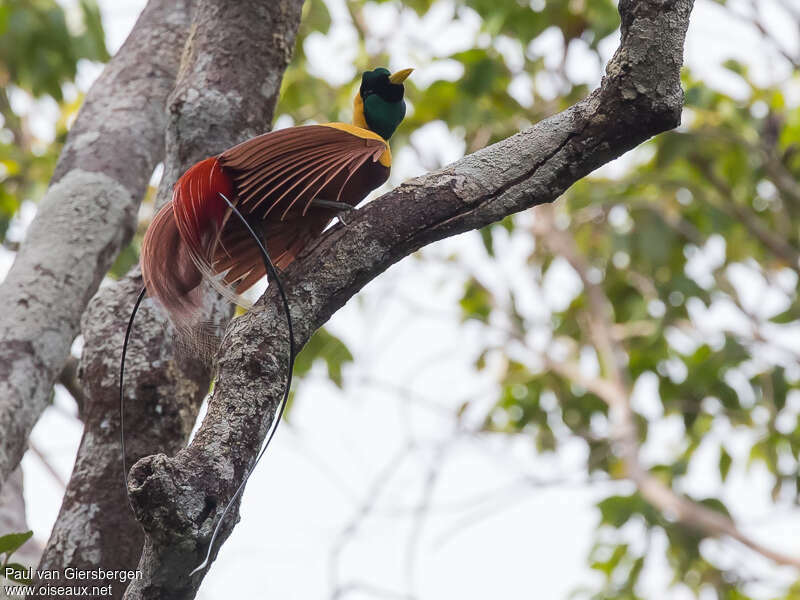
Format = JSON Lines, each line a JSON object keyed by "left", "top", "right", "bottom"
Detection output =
{"left": 211, "top": 124, "right": 390, "bottom": 293}
{"left": 219, "top": 125, "right": 387, "bottom": 219}
{"left": 142, "top": 124, "right": 391, "bottom": 327}
{"left": 141, "top": 201, "right": 207, "bottom": 323}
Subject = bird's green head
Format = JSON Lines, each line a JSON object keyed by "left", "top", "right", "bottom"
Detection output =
{"left": 354, "top": 67, "right": 412, "bottom": 140}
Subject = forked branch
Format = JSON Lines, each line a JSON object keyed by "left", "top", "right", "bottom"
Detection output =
{"left": 125, "top": 1, "right": 696, "bottom": 598}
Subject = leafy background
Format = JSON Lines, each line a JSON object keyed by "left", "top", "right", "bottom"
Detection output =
{"left": 1, "top": 0, "right": 800, "bottom": 598}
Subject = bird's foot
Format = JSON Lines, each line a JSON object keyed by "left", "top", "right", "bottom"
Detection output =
{"left": 310, "top": 199, "right": 356, "bottom": 226}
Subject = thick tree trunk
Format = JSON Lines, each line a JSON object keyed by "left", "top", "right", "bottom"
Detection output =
{"left": 33, "top": 1, "right": 304, "bottom": 599}
{"left": 0, "top": 0, "right": 193, "bottom": 493}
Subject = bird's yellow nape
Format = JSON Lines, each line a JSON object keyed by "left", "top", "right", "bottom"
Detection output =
{"left": 389, "top": 68, "right": 413, "bottom": 84}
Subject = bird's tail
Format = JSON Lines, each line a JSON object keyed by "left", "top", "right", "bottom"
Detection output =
{"left": 140, "top": 200, "right": 205, "bottom": 324}
{"left": 141, "top": 157, "right": 234, "bottom": 326}
{"left": 141, "top": 156, "right": 331, "bottom": 326}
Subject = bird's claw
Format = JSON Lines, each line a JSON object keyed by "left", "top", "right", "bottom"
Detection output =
{"left": 310, "top": 199, "right": 356, "bottom": 227}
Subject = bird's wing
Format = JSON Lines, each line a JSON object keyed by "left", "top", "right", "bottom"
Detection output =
{"left": 211, "top": 124, "right": 390, "bottom": 294}
{"left": 218, "top": 123, "right": 389, "bottom": 221}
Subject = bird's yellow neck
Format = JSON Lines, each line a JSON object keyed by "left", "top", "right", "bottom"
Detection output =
{"left": 322, "top": 121, "right": 392, "bottom": 167}
{"left": 352, "top": 93, "right": 369, "bottom": 130}
{"left": 318, "top": 93, "right": 391, "bottom": 168}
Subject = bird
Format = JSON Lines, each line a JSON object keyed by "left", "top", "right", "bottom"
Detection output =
{"left": 121, "top": 65, "right": 411, "bottom": 555}
{"left": 140, "top": 66, "right": 413, "bottom": 325}
{"left": 120, "top": 67, "right": 412, "bottom": 574}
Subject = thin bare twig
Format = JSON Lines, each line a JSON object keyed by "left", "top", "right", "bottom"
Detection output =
{"left": 57, "top": 355, "right": 86, "bottom": 417}
{"left": 329, "top": 444, "right": 416, "bottom": 598}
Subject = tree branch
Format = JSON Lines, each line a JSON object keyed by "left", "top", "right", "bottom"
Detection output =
{"left": 549, "top": 350, "right": 800, "bottom": 568}
{"left": 33, "top": 2, "right": 304, "bottom": 600}
{"left": 57, "top": 355, "right": 86, "bottom": 418}
{"left": 31, "top": 3, "right": 196, "bottom": 597}
{"left": 694, "top": 158, "right": 800, "bottom": 273}
{"left": 533, "top": 204, "right": 629, "bottom": 391}
{"left": 0, "top": 468, "right": 41, "bottom": 600}
{"left": 0, "top": 0, "right": 193, "bottom": 492}
{"left": 603, "top": 362, "right": 800, "bottom": 568}
{"left": 126, "top": 0, "right": 695, "bottom": 594}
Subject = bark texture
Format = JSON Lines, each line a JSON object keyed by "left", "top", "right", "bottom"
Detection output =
{"left": 122, "top": 0, "right": 695, "bottom": 598}
{"left": 0, "top": 0, "right": 192, "bottom": 492}
{"left": 32, "top": 1, "right": 304, "bottom": 599}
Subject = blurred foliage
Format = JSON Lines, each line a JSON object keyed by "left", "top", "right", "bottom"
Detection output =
{"left": 294, "top": 326, "right": 354, "bottom": 388}
{"left": 283, "top": 326, "right": 354, "bottom": 419}
{"left": 5, "top": 0, "right": 800, "bottom": 597}
{"left": 0, "top": 0, "right": 108, "bottom": 241}
{"left": 277, "top": 0, "right": 800, "bottom": 598}
{"left": 427, "top": 1, "right": 800, "bottom": 598}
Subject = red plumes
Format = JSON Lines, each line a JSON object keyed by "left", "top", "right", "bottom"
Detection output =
{"left": 172, "top": 157, "right": 233, "bottom": 261}
{"left": 141, "top": 157, "right": 233, "bottom": 324}
{"left": 140, "top": 125, "right": 391, "bottom": 327}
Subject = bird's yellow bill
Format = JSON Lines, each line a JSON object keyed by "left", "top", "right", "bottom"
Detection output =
{"left": 389, "top": 68, "right": 414, "bottom": 84}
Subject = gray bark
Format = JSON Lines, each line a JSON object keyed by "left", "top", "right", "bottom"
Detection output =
{"left": 33, "top": 1, "right": 304, "bottom": 599}
{"left": 0, "top": 0, "right": 193, "bottom": 492}
{"left": 123, "top": 1, "right": 694, "bottom": 598}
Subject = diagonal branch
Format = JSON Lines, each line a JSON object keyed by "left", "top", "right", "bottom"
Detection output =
{"left": 693, "top": 158, "right": 800, "bottom": 273}
{"left": 547, "top": 355, "right": 800, "bottom": 569}
{"left": 0, "top": 0, "right": 193, "bottom": 492}
{"left": 533, "top": 204, "right": 628, "bottom": 391}
{"left": 536, "top": 189, "right": 800, "bottom": 570}
{"left": 126, "top": 0, "right": 696, "bottom": 594}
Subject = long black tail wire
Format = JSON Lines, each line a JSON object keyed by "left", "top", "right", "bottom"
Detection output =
{"left": 119, "top": 192, "right": 295, "bottom": 575}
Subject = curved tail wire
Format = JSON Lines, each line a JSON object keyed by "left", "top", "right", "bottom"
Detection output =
{"left": 190, "top": 193, "right": 295, "bottom": 574}
{"left": 119, "top": 286, "right": 147, "bottom": 514}
{"left": 119, "top": 194, "right": 296, "bottom": 575}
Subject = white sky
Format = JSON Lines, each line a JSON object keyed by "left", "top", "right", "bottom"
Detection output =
{"left": 6, "top": 0, "right": 800, "bottom": 599}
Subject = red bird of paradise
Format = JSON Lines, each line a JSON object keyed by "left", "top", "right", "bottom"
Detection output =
{"left": 140, "top": 66, "right": 413, "bottom": 324}
{"left": 120, "top": 69, "right": 412, "bottom": 571}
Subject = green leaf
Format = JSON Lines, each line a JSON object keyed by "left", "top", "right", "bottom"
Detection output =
{"left": 3, "top": 562, "right": 32, "bottom": 585}
{"left": 719, "top": 446, "right": 732, "bottom": 482}
{"left": 108, "top": 242, "right": 139, "bottom": 279}
{"left": 0, "top": 530, "right": 33, "bottom": 556}
{"left": 478, "top": 225, "right": 494, "bottom": 256}
{"left": 769, "top": 305, "right": 800, "bottom": 324}
{"left": 722, "top": 59, "right": 747, "bottom": 76}
{"left": 77, "top": 0, "right": 111, "bottom": 62}
{"left": 697, "top": 496, "right": 731, "bottom": 517}
{"left": 597, "top": 494, "right": 648, "bottom": 528}
{"left": 590, "top": 543, "right": 628, "bottom": 576}
{"left": 300, "top": 0, "right": 331, "bottom": 35}
{"left": 293, "top": 327, "right": 353, "bottom": 388}
{"left": 459, "top": 277, "right": 492, "bottom": 323}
